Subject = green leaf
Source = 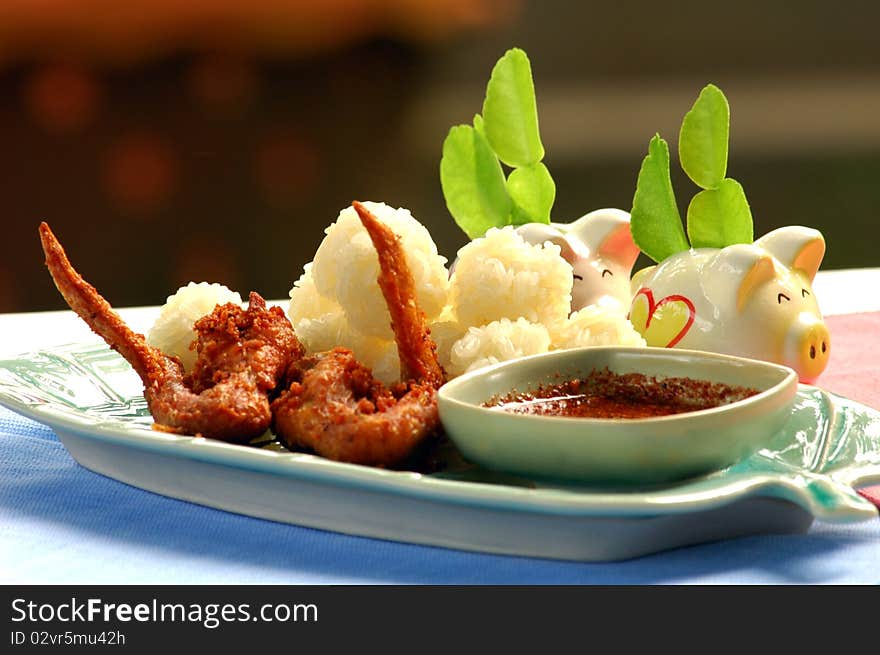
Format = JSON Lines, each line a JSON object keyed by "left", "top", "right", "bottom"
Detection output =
{"left": 679, "top": 84, "right": 729, "bottom": 190}
{"left": 473, "top": 113, "right": 485, "bottom": 136}
{"left": 506, "top": 162, "right": 555, "bottom": 225}
{"left": 686, "top": 177, "right": 753, "bottom": 248}
{"left": 482, "top": 48, "right": 545, "bottom": 168}
{"left": 440, "top": 125, "right": 512, "bottom": 239}
{"left": 630, "top": 134, "right": 690, "bottom": 263}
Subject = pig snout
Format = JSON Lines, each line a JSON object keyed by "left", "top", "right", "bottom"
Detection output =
{"left": 782, "top": 313, "right": 830, "bottom": 382}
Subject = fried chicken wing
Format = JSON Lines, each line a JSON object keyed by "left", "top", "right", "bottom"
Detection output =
{"left": 39, "top": 222, "right": 302, "bottom": 442}
{"left": 271, "top": 201, "right": 445, "bottom": 466}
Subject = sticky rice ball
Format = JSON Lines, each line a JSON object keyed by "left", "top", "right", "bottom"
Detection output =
{"left": 427, "top": 310, "right": 467, "bottom": 374}
{"left": 292, "top": 304, "right": 401, "bottom": 386}
{"left": 290, "top": 265, "right": 402, "bottom": 385}
{"left": 310, "top": 201, "right": 450, "bottom": 339}
{"left": 450, "top": 226, "right": 573, "bottom": 328}
{"left": 448, "top": 317, "right": 551, "bottom": 377}
{"left": 550, "top": 305, "right": 646, "bottom": 350}
{"left": 290, "top": 302, "right": 348, "bottom": 354}
{"left": 340, "top": 330, "right": 401, "bottom": 387}
{"left": 146, "top": 282, "right": 243, "bottom": 371}
{"left": 288, "top": 263, "right": 341, "bottom": 331}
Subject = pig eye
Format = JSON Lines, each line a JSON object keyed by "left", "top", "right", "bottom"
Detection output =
{"left": 777, "top": 292, "right": 791, "bottom": 304}
{"left": 573, "top": 274, "right": 584, "bottom": 281}
{"left": 802, "top": 288, "right": 811, "bottom": 297}
{"left": 601, "top": 269, "right": 613, "bottom": 278}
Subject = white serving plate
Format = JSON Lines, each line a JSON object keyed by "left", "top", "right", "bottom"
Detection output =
{"left": 1, "top": 342, "right": 878, "bottom": 561}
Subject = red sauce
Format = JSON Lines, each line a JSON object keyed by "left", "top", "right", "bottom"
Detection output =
{"left": 483, "top": 368, "right": 760, "bottom": 419}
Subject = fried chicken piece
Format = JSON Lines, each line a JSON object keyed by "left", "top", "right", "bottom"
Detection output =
{"left": 271, "top": 200, "right": 445, "bottom": 466}
{"left": 39, "top": 222, "right": 302, "bottom": 442}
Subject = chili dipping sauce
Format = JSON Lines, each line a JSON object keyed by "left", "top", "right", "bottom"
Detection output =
{"left": 483, "top": 368, "right": 761, "bottom": 419}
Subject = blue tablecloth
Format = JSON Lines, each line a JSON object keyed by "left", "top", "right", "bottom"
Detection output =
{"left": 2, "top": 405, "right": 879, "bottom": 584}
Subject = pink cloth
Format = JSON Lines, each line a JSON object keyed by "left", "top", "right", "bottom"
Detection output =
{"left": 820, "top": 312, "right": 880, "bottom": 508}
{"left": 820, "top": 312, "right": 880, "bottom": 409}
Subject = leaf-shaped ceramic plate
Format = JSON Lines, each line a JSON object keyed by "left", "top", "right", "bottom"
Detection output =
{"left": 1, "top": 342, "right": 878, "bottom": 561}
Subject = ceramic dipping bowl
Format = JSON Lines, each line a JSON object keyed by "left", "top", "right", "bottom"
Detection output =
{"left": 437, "top": 346, "right": 798, "bottom": 485}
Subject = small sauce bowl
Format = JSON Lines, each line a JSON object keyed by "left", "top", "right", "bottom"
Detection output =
{"left": 437, "top": 346, "right": 798, "bottom": 485}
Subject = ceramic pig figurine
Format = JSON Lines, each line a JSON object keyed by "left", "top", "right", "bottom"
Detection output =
{"left": 516, "top": 208, "right": 641, "bottom": 312}
{"left": 628, "top": 226, "right": 829, "bottom": 382}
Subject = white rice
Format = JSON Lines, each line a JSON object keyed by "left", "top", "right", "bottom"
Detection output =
{"left": 146, "top": 282, "right": 243, "bottom": 371}
{"left": 448, "top": 317, "right": 551, "bottom": 377}
{"left": 286, "top": 202, "right": 645, "bottom": 382}
{"left": 427, "top": 313, "right": 467, "bottom": 374}
{"left": 289, "top": 201, "right": 450, "bottom": 385}
{"left": 550, "top": 304, "right": 646, "bottom": 350}
{"left": 309, "top": 201, "right": 450, "bottom": 339}
{"left": 292, "top": 306, "right": 402, "bottom": 386}
{"left": 449, "top": 226, "right": 573, "bottom": 328}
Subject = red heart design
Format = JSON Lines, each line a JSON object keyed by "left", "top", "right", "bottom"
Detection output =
{"left": 630, "top": 288, "right": 696, "bottom": 348}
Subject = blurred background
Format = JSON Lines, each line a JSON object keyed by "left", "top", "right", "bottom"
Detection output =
{"left": 3, "top": 0, "right": 879, "bottom": 313}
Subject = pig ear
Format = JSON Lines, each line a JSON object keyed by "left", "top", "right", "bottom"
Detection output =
{"left": 754, "top": 226, "right": 825, "bottom": 281}
{"left": 704, "top": 244, "right": 777, "bottom": 313}
{"left": 736, "top": 255, "right": 777, "bottom": 312}
{"left": 516, "top": 223, "right": 579, "bottom": 263}
{"left": 565, "top": 208, "right": 640, "bottom": 272}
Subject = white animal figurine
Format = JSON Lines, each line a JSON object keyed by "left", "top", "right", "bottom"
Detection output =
{"left": 628, "top": 226, "right": 830, "bottom": 382}
{"left": 516, "top": 208, "right": 641, "bottom": 312}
